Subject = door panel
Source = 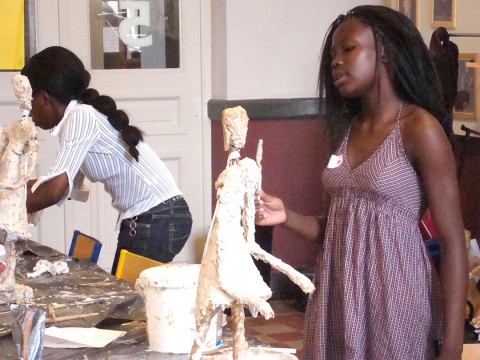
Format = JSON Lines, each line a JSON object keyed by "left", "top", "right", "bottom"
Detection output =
{"left": 0, "top": 0, "right": 208, "bottom": 270}
{"left": 63, "top": 0, "right": 206, "bottom": 270}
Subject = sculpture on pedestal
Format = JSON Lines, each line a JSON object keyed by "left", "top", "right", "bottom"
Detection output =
{"left": 0, "top": 75, "right": 38, "bottom": 304}
{"left": 191, "top": 106, "right": 315, "bottom": 360}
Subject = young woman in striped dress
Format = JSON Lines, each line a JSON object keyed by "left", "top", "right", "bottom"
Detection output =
{"left": 22, "top": 46, "right": 192, "bottom": 274}
{"left": 255, "top": 5, "right": 467, "bottom": 360}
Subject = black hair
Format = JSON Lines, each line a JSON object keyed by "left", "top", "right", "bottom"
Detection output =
{"left": 318, "top": 5, "right": 446, "bottom": 152}
{"left": 21, "top": 46, "right": 143, "bottom": 161}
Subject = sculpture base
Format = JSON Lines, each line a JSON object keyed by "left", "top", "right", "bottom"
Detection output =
{"left": 0, "top": 287, "right": 15, "bottom": 305}
{"left": 0, "top": 284, "right": 34, "bottom": 305}
{"left": 202, "top": 347, "right": 298, "bottom": 359}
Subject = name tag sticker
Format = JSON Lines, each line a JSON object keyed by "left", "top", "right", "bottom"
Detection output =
{"left": 327, "top": 154, "right": 343, "bottom": 169}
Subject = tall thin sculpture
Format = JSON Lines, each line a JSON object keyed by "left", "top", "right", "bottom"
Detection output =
{"left": 191, "top": 106, "right": 314, "bottom": 360}
{"left": 429, "top": 27, "right": 459, "bottom": 139}
{"left": 0, "top": 75, "right": 38, "bottom": 304}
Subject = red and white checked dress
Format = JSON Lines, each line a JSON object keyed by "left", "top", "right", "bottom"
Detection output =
{"left": 303, "top": 119, "right": 442, "bottom": 359}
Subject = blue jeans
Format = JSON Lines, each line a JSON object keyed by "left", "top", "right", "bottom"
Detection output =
{"left": 111, "top": 196, "right": 192, "bottom": 275}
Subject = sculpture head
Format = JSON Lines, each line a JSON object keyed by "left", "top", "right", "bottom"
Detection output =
{"left": 221, "top": 106, "right": 249, "bottom": 152}
{"left": 11, "top": 75, "right": 32, "bottom": 117}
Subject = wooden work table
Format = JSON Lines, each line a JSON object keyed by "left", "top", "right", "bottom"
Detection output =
{"left": 0, "top": 240, "right": 265, "bottom": 360}
{"left": 0, "top": 240, "right": 147, "bottom": 359}
{"left": 1, "top": 240, "right": 479, "bottom": 359}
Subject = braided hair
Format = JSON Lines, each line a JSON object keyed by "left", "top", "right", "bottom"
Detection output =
{"left": 21, "top": 46, "right": 143, "bottom": 161}
{"left": 318, "top": 6, "right": 446, "bottom": 152}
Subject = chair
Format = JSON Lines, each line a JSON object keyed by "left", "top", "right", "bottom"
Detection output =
{"left": 115, "top": 249, "right": 164, "bottom": 284}
{"left": 68, "top": 230, "right": 102, "bottom": 264}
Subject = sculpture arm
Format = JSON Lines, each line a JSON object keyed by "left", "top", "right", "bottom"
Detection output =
{"left": 249, "top": 243, "right": 315, "bottom": 294}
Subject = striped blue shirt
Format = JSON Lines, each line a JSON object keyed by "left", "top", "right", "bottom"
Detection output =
{"left": 32, "top": 100, "right": 181, "bottom": 228}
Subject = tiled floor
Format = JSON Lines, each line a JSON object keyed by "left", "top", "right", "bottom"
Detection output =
{"left": 231, "top": 300, "right": 480, "bottom": 360}
{"left": 227, "top": 299, "right": 306, "bottom": 359}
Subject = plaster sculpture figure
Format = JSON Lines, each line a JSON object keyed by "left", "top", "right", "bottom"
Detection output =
{"left": 467, "top": 256, "right": 480, "bottom": 327}
{"left": 0, "top": 75, "right": 38, "bottom": 304}
{"left": 429, "top": 27, "right": 458, "bottom": 137}
{"left": 462, "top": 229, "right": 480, "bottom": 331}
{"left": 191, "top": 106, "right": 315, "bottom": 360}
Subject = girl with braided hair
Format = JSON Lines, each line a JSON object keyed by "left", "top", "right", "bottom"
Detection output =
{"left": 22, "top": 46, "right": 192, "bottom": 274}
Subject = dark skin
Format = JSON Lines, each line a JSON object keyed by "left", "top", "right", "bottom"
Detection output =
{"left": 256, "top": 18, "right": 467, "bottom": 359}
{"left": 26, "top": 90, "right": 70, "bottom": 213}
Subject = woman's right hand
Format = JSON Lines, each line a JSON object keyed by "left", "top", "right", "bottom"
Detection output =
{"left": 254, "top": 189, "right": 286, "bottom": 226}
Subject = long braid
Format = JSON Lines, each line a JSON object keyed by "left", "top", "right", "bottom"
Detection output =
{"left": 78, "top": 89, "right": 144, "bottom": 161}
{"left": 21, "top": 46, "right": 144, "bottom": 162}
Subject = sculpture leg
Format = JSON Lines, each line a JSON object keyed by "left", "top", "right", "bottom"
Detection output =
{"left": 231, "top": 302, "right": 248, "bottom": 360}
{"left": 190, "top": 308, "right": 217, "bottom": 360}
{"left": 3, "top": 239, "right": 15, "bottom": 287}
{"left": 0, "top": 239, "right": 16, "bottom": 303}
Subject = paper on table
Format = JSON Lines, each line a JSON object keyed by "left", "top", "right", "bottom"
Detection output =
{"left": 468, "top": 239, "right": 480, "bottom": 282}
{"left": 44, "top": 326, "right": 126, "bottom": 348}
{"left": 468, "top": 239, "right": 480, "bottom": 256}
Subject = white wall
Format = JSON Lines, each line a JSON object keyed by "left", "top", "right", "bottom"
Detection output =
{"left": 211, "top": 0, "right": 387, "bottom": 100}
{"left": 211, "top": 0, "right": 479, "bottom": 134}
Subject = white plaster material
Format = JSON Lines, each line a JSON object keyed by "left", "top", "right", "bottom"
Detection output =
{"left": 27, "top": 259, "right": 70, "bottom": 278}
{"left": 13, "top": 284, "right": 34, "bottom": 304}
{"left": 191, "top": 106, "right": 315, "bottom": 360}
{"left": 12, "top": 75, "right": 33, "bottom": 116}
{"left": 0, "top": 75, "right": 38, "bottom": 303}
{"left": 202, "top": 347, "right": 298, "bottom": 360}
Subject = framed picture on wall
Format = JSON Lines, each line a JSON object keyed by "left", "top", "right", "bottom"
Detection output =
{"left": 454, "top": 53, "right": 478, "bottom": 120}
{"left": 431, "top": 0, "right": 456, "bottom": 28}
{"left": 396, "top": 0, "right": 418, "bottom": 27}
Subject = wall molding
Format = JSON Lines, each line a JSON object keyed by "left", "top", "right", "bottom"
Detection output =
{"left": 208, "top": 98, "right": 321, "bottom": 121}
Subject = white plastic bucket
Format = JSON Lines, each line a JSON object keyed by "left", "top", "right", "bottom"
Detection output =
{"left": 136, "top": 264, "right": 222, "bottom": 354}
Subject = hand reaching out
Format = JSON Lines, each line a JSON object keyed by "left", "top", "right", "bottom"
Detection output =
{"left": 254, "top": 189, "right": 286, "bottom": 226}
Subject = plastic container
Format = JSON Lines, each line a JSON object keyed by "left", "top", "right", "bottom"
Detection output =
{"left": 136, "top": 264, "right": 222, "bottom": 353}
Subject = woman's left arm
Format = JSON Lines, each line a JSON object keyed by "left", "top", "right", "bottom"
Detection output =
{"left": 404, "top": 110, "right": 468, "bottom": 359}
{"left": 27, "top": 172, "right": 69, "bottom": 213}
{"left": 27, "top": 108, "right": 98, "bottom": 213}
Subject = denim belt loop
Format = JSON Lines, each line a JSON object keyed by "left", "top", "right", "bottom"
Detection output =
{"left": 165, "top": 195, "right": 183, "bottom": 205}
{"left": 127, "top": 195, "right": 183, "bottom": 237}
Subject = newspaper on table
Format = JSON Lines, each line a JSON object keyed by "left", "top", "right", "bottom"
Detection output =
{"left": 44, "top": 326, "right": 126, "bottom": 348}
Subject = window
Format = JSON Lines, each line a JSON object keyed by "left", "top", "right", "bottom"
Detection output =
{"left": 89, "top": 0, "right": 179, "bottom": 70}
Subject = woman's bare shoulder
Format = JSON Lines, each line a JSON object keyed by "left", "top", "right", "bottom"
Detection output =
{"left": 400, "top": 105, "right": 450, "bottom": 163}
